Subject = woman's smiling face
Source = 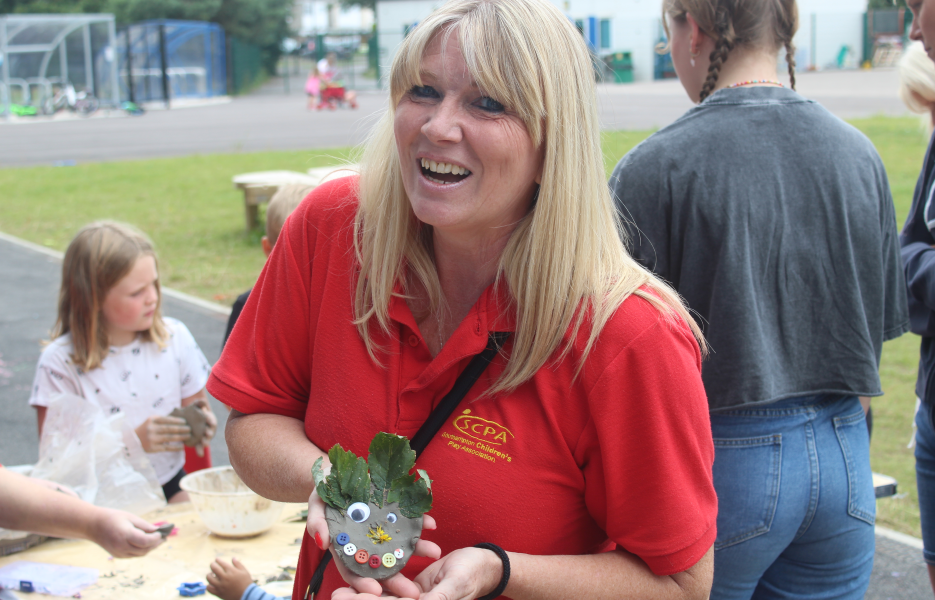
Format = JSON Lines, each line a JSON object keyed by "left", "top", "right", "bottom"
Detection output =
{"left": 394, "top": 30, "right": 544, "bottom": 240}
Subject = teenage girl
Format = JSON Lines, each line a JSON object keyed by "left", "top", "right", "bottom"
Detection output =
{"left": 29, "top": 221, "right": 217, "bottom": 504}
{"left": 611, "top": 0, "right": 908, "bottom": 598}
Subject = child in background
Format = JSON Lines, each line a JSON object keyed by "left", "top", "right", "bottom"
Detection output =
{"left": 222, "top": 184, "right": 312, "bottom": 347}
{"left": 29, "top": 221, "right": 217, "bottom": 503}
{"left": 305, "top": 65, "right": 321, "bottom": 110}
{"left": 206, "top": 557, "right": 288, "bottom": 600}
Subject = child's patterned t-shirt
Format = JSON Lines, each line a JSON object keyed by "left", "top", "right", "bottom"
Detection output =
{"left": 29, "top": 317, "right": 211, "bottom": 484}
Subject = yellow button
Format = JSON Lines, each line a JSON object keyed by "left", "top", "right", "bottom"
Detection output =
{"left": 382, "top": 553, "right": 397, "bottom": 568}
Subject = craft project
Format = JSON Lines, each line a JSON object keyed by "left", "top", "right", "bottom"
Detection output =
{"left": 312, "top": 433, "right": 432, "bottom": 580}
{"left": 170, "top": 405, "right": 209, "bottom": 447}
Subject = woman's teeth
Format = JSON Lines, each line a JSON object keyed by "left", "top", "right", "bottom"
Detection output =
{"left": 420, "top": 158, "right": 470, "bottom": 176}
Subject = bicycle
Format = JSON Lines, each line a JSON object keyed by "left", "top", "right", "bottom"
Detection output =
{"left": 41, "top": 82, "right": 99, "bottom": 117}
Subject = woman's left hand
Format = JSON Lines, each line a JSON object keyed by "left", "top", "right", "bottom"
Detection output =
{"left": 331, "top": 545, "right": 501, "bottom": 600}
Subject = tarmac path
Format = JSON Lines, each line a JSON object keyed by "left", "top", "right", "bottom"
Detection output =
{"left": 0, "top": 68, "right": 908, "bottom": 168}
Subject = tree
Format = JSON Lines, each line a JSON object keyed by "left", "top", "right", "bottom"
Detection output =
{"left": 0, "top": 0, "right": 291, "bottom": 75}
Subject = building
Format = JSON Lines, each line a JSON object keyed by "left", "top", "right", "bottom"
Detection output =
{"left": 294, "top": 0, "right": 375, "bottom": 35}
{"left": 375, "top": 0, "right": 869, "bottom": 83}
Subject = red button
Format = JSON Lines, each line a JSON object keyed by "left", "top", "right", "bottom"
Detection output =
{"left": 369, "top": 554, "right": 382, "bottom": 568}
{"left": 408, "top": 335, "right": 419, "bottom": 347}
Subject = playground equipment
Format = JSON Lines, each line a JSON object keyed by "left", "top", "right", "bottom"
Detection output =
{"left": 0, "top": 14, "right": 119, "bottom": 120}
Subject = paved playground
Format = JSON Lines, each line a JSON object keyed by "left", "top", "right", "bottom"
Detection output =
{"left": 0, "top": 67, "right": 931, "bottom": 597}
{"left": 0, "top": 68, "right": 909, "bottom": 168}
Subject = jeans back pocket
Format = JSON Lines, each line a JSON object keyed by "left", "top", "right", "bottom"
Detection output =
{"left": 713, "top": 434, "right": 782, "bottom": 550}
{"left": 834, "top": 410, "right": 876, "bottom": 526}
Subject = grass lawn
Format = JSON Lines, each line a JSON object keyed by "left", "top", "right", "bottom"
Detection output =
{"left": 0, "top": 115, "right": 930, "bottom": 537}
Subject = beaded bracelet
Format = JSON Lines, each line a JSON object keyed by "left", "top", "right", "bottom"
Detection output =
{"left": 474, "top": 543, "right": 510, "bottom": 600}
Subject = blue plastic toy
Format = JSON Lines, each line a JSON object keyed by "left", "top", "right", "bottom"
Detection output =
{"left": 178, "top": 582, "right": 206, "bottom": 596}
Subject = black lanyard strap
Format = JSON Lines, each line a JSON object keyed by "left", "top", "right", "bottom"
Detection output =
{"left": 306, "top": 331, "right": 510, "bottom": 598}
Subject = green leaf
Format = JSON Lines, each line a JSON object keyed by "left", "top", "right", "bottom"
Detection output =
{"left": 396, "top": 476, "right": 433, "bottom": 518}
{"left": 311, "top": 457, "right": 326, "bottom": 486}
{"left": 386, "top": 473, "right": 416, "bottom": 506}
{"left": 368, "top": 433, "right": 416, "bottom": 507}
{"left": 328, "top": 444, "right": 371, "bottom": 506}
{"left": 417, "top": 469, "right": 432, "bottom": 491}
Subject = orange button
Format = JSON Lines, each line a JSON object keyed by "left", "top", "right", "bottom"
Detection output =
{"left": 355, "top": 549, "right": 369, "bottom": 564}
{"left": 408, "top": 335, "right": 419, "bottom": 347}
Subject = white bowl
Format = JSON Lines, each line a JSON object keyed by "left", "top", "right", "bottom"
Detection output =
{"left": 179, "top": 466, "right": 284, "bottom": 538}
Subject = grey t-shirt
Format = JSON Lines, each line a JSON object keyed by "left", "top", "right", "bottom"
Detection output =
{"left": 610, "top": 86, "right": 908, "bottom": 411}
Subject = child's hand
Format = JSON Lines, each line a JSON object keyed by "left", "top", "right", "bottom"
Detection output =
{"left": 188, "top": 397, "right": 218, "bottom": 458}
{"left": 135, "top": 415, "right": 190, "bottom": 453}
{"left": 206, "top": 557, "right": 254, "bottom": 600}
{"left": 89, "top": 508, "right": 163, "bottom": 558}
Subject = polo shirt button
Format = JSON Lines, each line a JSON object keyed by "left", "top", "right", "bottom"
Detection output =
{"left": 408, "top": 335, "right": 419, "bottom": 347}
{"left": 474, "top": 322, "right": 482, "bottom": 335}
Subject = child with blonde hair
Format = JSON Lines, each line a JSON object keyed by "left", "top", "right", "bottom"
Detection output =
{"left": 29, "top": 221, "right": 216, "bottom": 503}
{"left": 222, "top": 184, "right": 312, "bottom": 346}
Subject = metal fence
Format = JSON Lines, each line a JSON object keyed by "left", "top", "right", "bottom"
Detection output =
{"left": 118, "top": 19, "right": 226, "bottom": 104}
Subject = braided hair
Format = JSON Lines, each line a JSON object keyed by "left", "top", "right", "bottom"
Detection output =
{"left": 699, "top": 5, "right": 737, "bottom": 102}
{"left": 663, "top": 0, "right": 799, "bottom": 102}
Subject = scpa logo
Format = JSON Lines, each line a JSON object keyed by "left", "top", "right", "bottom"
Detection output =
{"left": 453, "top": 409, "right": 514, "bottom": 445}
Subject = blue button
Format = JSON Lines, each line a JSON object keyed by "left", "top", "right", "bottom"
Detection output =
{"left": 336, "top": 532, "right": 350, "bottom": 546}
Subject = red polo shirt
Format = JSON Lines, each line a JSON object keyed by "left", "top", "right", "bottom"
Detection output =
{"left": 207, "top": 177, "right": 716, "bottom": 599}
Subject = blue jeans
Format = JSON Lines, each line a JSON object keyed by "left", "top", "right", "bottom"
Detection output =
{"left": 915, "top": 399, "right": 935, "bottom": 565}
{"left": 710, "top": 395, "right": 875, "bottom": 600}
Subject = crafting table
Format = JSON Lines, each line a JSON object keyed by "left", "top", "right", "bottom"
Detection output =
{"left": 0, "top": 502, "right": 306, "bottom": 599}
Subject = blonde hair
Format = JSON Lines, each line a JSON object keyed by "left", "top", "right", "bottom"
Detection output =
{"left": 267, "top": 184, "right": 312, "bottom": 245}
{"left": 352, "top": 0, "right": 704, "bottom": 394}
{"left": 663, "top": 0, "right": 798, "bottom": 101}
{"left": 53, "top": 221, "right": 168, "bottom": 370}
{"left": 899, "top": 41, "right": 935, "bottom": 133}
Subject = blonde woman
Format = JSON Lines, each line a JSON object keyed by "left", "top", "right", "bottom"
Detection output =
{"left": 612, "top": 0, "right": 908, "bottom": 598}
{"left": 209, "top": 0, "right": 717, "bottom": 598}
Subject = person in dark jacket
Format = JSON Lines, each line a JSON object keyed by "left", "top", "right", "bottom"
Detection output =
{"left": 903, "top": 2, "right": 935, "bottom": 593}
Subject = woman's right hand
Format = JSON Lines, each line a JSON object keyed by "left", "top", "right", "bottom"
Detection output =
{"left": 135, "top": 415, "right": 190, "bottom": 453}
{"left": 306, "top": 487, "right": 442, "bottom": 599}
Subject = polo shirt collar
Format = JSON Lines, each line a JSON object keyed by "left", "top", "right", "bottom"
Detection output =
{"left": 387, "top": 275, "right": 517, "bottom": 338}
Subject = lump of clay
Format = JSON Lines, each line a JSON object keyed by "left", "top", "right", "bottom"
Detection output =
{"left": 312, "top": 433, "right": 432, "bottom": 580}
{"left": 169, "top": 404, "right": 208, "bottom": 447}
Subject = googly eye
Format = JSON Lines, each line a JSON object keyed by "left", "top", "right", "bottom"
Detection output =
{"left": 347, "top": 502, "right": 371, "bottom": 523}
{"left": 386, "top": 512, "right": 398, "bottom": 523}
